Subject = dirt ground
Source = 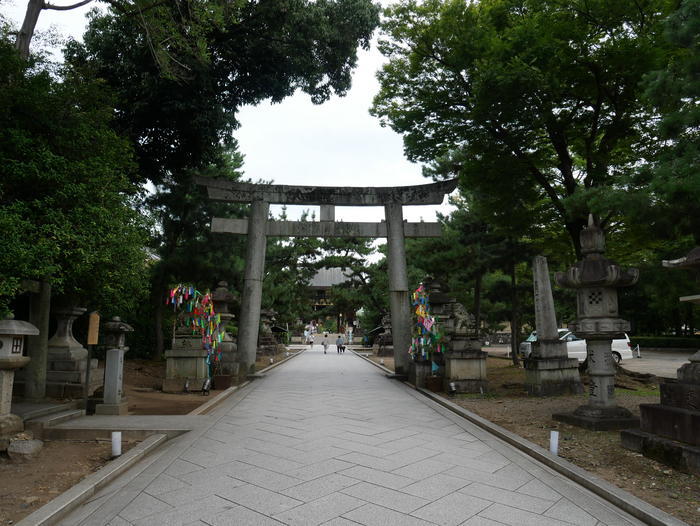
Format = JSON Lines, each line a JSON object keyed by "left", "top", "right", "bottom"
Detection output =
{"left": 0, "top": 440, "right": 134, "bottom": 525}
{"left": 369, "top": 352, "right": 700, "bottom": 525}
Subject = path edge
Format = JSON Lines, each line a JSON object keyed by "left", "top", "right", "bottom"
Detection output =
{"left": 353, "top": 350, "right": 687, "bottom": 526}
{"left": 16, "top": 433, "right": 168, "bottom": 526}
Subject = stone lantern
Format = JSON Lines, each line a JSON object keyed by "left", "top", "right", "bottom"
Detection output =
{"left": 554, "top": 215, "right": 639, "bottom": 430}
{"left": 0, "top": 316, "right": 37, "bottom": 450}
{"left": 95, "top": 317, "right": 133, "bottom": 415}
{"left": 212, "top": 281, "right": 238, "bottom": 385}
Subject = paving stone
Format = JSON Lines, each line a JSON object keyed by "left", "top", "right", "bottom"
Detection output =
{"left": 132, "top": 495, "right": 232, "bottom": 526}
{"left": 458, "top": 517, "right": 506, "bottom": 526}
{"left": 342, "top": 503, "right": 438, "bottom": 526}
{"left": 401, "top": 474, "right": 471, "bottom": 500}
{"left": 216, "top": 483, "right": 302, "bottom": 515}
{"left": 341, "top": 481, "right": 430, "bottom": 514}
{"left": 285, "top": 458, "right": 356, "bottom": 481}
{"left": 281, "top": 473, "right": 359, "bottom": 502}
{"left": 164, "top": 459, "right": 204, "bottom": 478}
{"left": 478, "top": 503, "right": 573, "bottom": 526}
{"left": 459, "top": 482, "right": 554, "bottom": 514}
{"left": 272, "top": 492, "right": 365, "bottom": 525}
{"left": 544, "top": 498, "right": 598, "bottom": 526}
{"left": 515, "top": 479, "right": 562, "bottom": 502}
{"left": 392, "top": 458, "right": 454, "bottom": 480}
{"left": 206, "top": 504, "right": 287, "bottom": 525}
{"left": 340, "top": 465, "right": 415, "bottom": 490}
{"left": 119, "top": 493, "right": 173, "bottom": 522}
{"left": 411, "top": 492, "right": 491, "bottom": 526}
{"left": 144, "top": 474, "right": 190, "bottom": 496}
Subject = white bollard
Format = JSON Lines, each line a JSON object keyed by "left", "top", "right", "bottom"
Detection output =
{"left": 549, "top": 430, "right": 559, "bottom": 456}
{"left": 112, "top": 431, "right": 122, "bottom": 457}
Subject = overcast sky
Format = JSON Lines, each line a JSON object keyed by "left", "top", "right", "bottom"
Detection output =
{"left": 4, "top": 0, "right": 456, "bottom": 224}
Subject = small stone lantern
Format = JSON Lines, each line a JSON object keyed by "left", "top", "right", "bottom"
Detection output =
{"left": 0, "top": 316, "right": 38, "bottom": 449}
{"left": 95, "top": 317, "right": 133, "bottom": 415}
{"left": 212, "top": 281, "right": 238, "bottom": 385}
{"left": 554, "top": 215, "right": 639, "bottom": 430}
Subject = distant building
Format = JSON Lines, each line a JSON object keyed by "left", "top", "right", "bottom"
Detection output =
{"left": 309, "top": 268, "right": 351, "bottom": 311}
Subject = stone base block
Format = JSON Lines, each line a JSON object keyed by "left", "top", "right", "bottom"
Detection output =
{"left": 659, "top": 379, "right": 700, "bottom": 410}
{"left": 409, "top": 361, "right": 431, "bottom": 388}
{"left": 0, "top": 413, "right": 24, "bottom": 451}
{"left": 44, "top": 370, "right": 103, "bottom": 399}
{"left": 376, "top": 345, "right": 394, "bottom": 357}
{"left": 554, "top": 405, "right": 639, "bottom": 431}
{"left": 639, "top": 403, "right": 700, "bottom": 446}
{"left": 525, "top": 357, "right": 583, "bottom": 396}
{"left": 448, "top": 378, "right": 488, "bottom": 394}
{"left": 95, "top": 401, "right": 129, "bottom": 415}
{"left": 621, "top": 429, "right": 700, "bottom": 475}
{"left": 7, "top": 439, "right": 43, "bottom": 461}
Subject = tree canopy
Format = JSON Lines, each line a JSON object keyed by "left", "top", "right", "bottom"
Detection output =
{"left": 372, "top": 0, "right": 674, "bottom": 256}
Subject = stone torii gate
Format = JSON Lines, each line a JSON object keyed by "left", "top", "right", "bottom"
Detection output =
{"left": 196, "top": 177, "right": 457, "bottom": 379}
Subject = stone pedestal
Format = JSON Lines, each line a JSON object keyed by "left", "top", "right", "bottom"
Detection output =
{"left": 163, "top": 331, "right": 209, "bottom": 393}
{"left": 622, "top": 351, "right": 700, "bottom": 474}
{"left": 526, "top": 256, "right": 582, "bottom": 396}
{"left": 46, "top": 307, "right": 102, "bottom": 398}
{"left": 444, "top": 349, "right": 488, "bottom": 393}
{"left": 409, "top": 359, "right": 431, "bottom": 388}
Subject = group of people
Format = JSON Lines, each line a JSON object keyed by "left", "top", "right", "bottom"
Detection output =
{"left": 322, "top": 334, "right": 346, "bottom": 354}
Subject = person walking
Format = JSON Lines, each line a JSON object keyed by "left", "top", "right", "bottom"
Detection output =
{"left": 322, "top": 337, "right": 328, "bottom": 354}
{"left": 335, "top": 334, "right": 345, "bottom": 353}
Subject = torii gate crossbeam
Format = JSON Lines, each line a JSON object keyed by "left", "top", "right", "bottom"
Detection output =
{"left": 196, "top": 177, "right": 458, "bottom": 380}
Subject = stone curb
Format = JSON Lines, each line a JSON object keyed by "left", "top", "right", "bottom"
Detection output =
{"left": 353, "top": 350, "right": 687, "bottom": 526}
{"left": 189, "top": 349, "right": 304, "bottom": 416}
{"left": 418, "top": 389, "right": 688, "bottom": 526}
{"left": 350, "top": 349, "right": 394, "bottom": 375}
{"left": 16, "top": 433, "right": 168, "bottom": 526}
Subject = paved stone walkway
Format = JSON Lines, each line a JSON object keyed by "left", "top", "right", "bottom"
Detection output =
{"left": 62, "top": 345, "right": 645, "bottom": 526}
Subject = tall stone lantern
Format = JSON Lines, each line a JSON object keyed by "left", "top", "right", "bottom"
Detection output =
{"left": 0, "top": 316, "right": 37, "bottom": 450}
{"left": 553, "top": 215, "right": 639, "bottom": 430}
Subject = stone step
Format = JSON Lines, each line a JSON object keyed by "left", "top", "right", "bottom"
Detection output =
{"left": 24, "top": 409, "right": 85, "bottom": 439}
{"left": 13, "top": 401, "right": 78, "bottom": 422}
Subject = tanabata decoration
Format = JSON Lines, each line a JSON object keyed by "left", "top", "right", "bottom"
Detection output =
{"left": 167, "top": 284, "right": 226, "bottom": 373}
{"left": 410, "top": 283, "right": 444, "bottom": 360}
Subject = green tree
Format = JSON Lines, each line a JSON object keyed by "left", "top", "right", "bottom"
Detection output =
{"left": 0, "top": 39, "right": 149, "bottom": 316}
{"left": 372, "top": 0, "right": 672, "bottom": 257}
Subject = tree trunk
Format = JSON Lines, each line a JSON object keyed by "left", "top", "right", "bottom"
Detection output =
{"left": 510, "top": 258, "right": 521, "bottom": 367}
{"left": 16, "top": 0, "right": 44, "bottom": 60}
{"left": 473, "top": 271, "right": 482, "bottom": 337}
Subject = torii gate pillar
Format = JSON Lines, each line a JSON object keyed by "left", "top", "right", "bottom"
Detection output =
{"left": 385, "top": 203, "right": 411, "bottom": 376}
{"left": 237, "top": 200, "right": 269, "bottom": 376}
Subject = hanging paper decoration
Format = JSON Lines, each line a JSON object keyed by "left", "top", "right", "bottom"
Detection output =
{"left": 409, "top": 283, "right": 443, "bottom": 360}
{"left": 167, "top": 284, "right": 226, "bottom": 370}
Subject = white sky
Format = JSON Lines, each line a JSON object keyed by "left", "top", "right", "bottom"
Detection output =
{"left": 4, "top": 0, "right": 456, "bottom": 224}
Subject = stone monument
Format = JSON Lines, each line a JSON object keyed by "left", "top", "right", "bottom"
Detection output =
{"left": 0, "top": 317, "right": 36, "bottom": 450}
{"left": 163, "top": 325, "right": 209, "bottom": 393}
{"left": 257, "top": 309, "right": 280, "bottom": 357}
{"left": 211, "top": 281, "right": 238, "bottom": 383}
{"left": 95, "top": 317, "right": 133, "bottom": 415}
{"left": 424, "top": 278, "right": 486, "bottom": 393}
{"left": 621, "top": 246, "right": 700, "bottom": 473}
{"left": 46, "top": 306, "right": 102, "bottom": 398}
{"left": 525, "top": 256, "right": 583, "bottom": 396}
{"left": 553, "top": 216, "right": 639, "bottom": 430}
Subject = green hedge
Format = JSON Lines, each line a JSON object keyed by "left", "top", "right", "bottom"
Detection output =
{"left": 633, "top": 336, "right": 700, "bottom": 349}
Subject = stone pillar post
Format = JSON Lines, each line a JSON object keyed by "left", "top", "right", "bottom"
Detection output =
{"left": 525, "top": 256, "right": 582, "bottom": 396}
{"left": 95, "top": 317, "right": 133, "bottom": 415}
{"left": 385, "top": 203, "right": 411, "bottom": 377}
{"left": 24, "top": 280, "right": 50, "bottom": 400}
{"left": 237, "top": 200, "right": 269, "bottom": 378}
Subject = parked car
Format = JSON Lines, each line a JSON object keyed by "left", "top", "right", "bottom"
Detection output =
{"left": 519, "top": 329, "right": 633, "bottom": 363}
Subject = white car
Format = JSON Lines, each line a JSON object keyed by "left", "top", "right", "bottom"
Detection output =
{"left": 519, "top": 329, "right": 633, "bottom": 364}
